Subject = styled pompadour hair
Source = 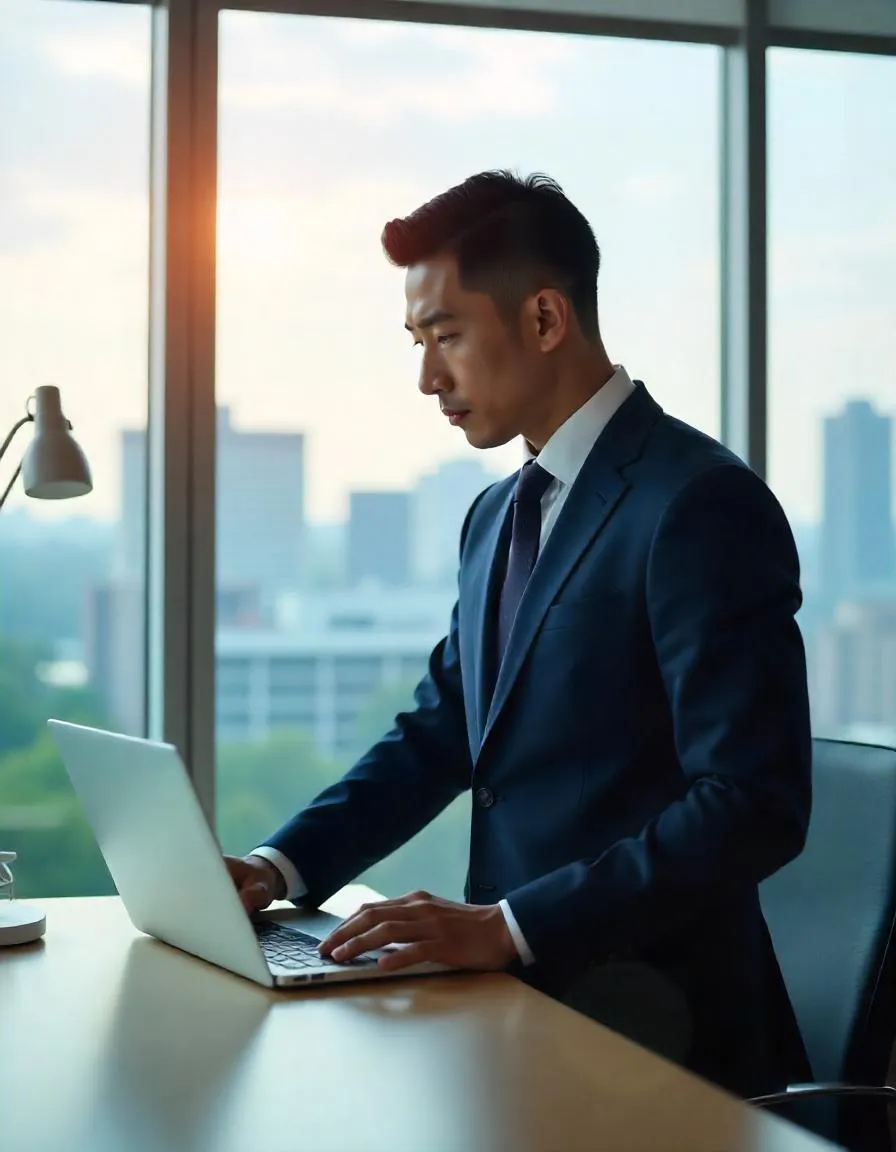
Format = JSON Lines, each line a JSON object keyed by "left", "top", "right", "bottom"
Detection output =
{"left": 382, "top": 170, "right": 600, "bottom": 339}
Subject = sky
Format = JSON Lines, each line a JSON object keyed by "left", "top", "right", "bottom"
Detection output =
{"left": 0, "top": 0, "right": 894, "bottom": 528}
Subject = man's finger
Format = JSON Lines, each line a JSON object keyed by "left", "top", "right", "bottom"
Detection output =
{"left": 320, "top": 902, "right": 430, "bottom": 955}
{"left": 331, "top": 919, "right": 435, "bottom": 963}
{"left": 240, "top": 880, "right": 270, "bottom": 913}
{"left": 377, "top": 941, "right": 439, "bottom": 972}
{"left": 359, "top": 890, "right": 433, "bottom": 910}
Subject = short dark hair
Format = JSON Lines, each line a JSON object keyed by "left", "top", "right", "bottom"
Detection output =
{"left": 381, "top": 170, "right": 600, "bottom": 340}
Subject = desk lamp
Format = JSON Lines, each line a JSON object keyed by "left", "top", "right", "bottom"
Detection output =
{"left": 0, "top": 385, "right": 92, "bottom": 510}
{"left": 0, "top": 386, "right": 92, "bottom": 945}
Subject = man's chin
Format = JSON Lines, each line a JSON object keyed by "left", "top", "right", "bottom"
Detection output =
{"left": 464, "top": 424, "right": 515, "bottom": 451}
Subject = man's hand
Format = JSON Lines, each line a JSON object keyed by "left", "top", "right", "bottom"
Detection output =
{"left": 318, "top": 891, "right": 517, "bottom": 972}
{"left": 225, "top": 854, "right": 286, "bottom": 915}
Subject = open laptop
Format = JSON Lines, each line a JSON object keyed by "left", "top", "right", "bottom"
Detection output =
{"left": 47, "top": 719, "right": 452, "bottom": 989}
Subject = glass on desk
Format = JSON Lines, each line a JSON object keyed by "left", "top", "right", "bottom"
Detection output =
{"left": 0, "top": 851, "right": 16, "bottom": 901}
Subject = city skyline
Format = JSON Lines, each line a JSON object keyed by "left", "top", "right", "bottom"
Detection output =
{"left": 3, "top": 0, "right": 896, "bottom": 759}
{"left": 4, "top": 391, "right": 895, "bottom": 537}
{"left": 3, "top": 0, "right": 896, "bottom": 933}
{"left": 5, "top": 5, "right": 893, "bottom": 531}
{"left": 4, "top": 379, "right": 896, "bottom": 760}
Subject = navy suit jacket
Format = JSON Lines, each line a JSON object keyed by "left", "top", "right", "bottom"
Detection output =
{"left": 265, "top": 383, "right": 813, "bottom": 1096}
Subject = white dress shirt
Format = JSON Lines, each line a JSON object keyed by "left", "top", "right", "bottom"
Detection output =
{"left": 253, "top": 365, "right": 637, "bottom": 967}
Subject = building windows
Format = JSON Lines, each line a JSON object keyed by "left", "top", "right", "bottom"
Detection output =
{"left": 333, "top": 657, "right": 382, "bottom": 694}
{"left": 268, "top": 657, "right": 315, "bottom": 691}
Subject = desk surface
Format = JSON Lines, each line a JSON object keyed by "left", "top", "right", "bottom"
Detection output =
{"left": 0, "top": 894, "right": 837, "bottom": 1152}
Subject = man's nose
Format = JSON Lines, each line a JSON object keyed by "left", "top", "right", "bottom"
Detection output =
{"left": 418, "top": 356, "right": 452, "bottom": 397}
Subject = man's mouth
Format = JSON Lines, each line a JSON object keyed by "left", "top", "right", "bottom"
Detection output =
{"left": 443, "top": 408, "right": 470, "bottom": 427}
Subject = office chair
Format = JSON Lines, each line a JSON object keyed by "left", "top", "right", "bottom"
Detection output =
{"left": 755, "top": 737, "right": 896, "bottom": 1151}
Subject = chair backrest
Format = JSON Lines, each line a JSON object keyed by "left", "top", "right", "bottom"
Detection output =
{"left": 760, "top": 737, "right": 896, "bottom": 1085}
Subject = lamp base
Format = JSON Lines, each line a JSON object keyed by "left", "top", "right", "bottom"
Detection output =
{"left": 0, "top": 903, "right": 46, "bottom": 946}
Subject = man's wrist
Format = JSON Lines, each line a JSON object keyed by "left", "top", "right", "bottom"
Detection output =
{"left": 246, "top": 854, "right": 286, "bottom": 900}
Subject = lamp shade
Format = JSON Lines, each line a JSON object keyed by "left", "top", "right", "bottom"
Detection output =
{"left": 21, "top": 385, "right": 93, "bottom": 500}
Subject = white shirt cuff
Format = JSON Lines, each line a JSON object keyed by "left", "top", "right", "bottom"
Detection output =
{"left": 499, "top": 898, "right": 535, "bottom": 966}
{"left": 249, "top": 846, "right": 308, "bottom": 901}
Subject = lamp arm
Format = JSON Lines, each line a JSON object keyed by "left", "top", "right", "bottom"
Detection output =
{"left": 0, "top": 415, "right": 34, "bottom": 512}
{"left": 0, "top": 415, "right": 34, "bottom": 464}
{"left": 0, "top": 462, "right": 23, "bottom": 511}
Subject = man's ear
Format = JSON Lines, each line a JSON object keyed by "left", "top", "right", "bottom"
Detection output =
{"left": 521, "top": 289, "right": 568, "bottom": 352}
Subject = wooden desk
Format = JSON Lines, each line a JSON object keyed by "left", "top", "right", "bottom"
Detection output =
{"left": 0, "top": 894, "right": 838, "bottom": 1152}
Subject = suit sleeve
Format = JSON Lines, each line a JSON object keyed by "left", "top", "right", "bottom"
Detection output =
{"left": 504, "top": 463, "right": 812, "bottom": 966}
{"left": 260, "top": 496, "right": 486, "bottom": 908}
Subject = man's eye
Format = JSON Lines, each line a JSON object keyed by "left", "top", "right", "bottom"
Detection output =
{"left": 437, "top": 333, "right": 457, "bottom": 346}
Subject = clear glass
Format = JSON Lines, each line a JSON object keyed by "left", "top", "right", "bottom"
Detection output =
{"left": 769, "top": 49, "right": 896, "bottom": 746}
{"left": 0, "top": 1, "right": 151, "bottom": 897}
{"left": 215, "top": 13, "right": 721, "bottom": 897}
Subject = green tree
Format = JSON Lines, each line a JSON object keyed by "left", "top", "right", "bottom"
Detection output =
{"left": 0, "top": 524, "right": 112, "bottom": 645}
{"left": 217, "top": 727, "right": 345, "bottom": 855}
{"left": 0, "top": 625, "right": 471, "bottom": 904}
{"left": 0, "top": 633, "right": 112, "bottom": 898}
{"left": 0, "top": 732, "right": 114, "bottom": 898}
{"left": 0, "top": 634, "right": 107, "bottom": 755}
{"left": 0, "top": 637, "right": 50, "bottom": 754}
{"left": 217, "top": 676, "right": 471, "bottom": 904}
{"left": 346, "top": 674, "right": 422, "bottom": 766}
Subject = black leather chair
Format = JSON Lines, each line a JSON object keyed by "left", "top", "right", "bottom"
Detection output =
{"left": 756, "top": 737, "right": 896, "bottom": 1151}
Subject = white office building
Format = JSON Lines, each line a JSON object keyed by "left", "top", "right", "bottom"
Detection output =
{"left": 216, "top": 585, "right": 455, "bottom": 761}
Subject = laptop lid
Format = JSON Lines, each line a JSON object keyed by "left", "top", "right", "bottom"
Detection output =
{"left": 47, "top": 719, "right": 273, "bottom": 986}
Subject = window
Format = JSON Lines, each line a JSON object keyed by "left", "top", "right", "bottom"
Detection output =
{"left": 269, "top": 657, "right": 315, "bottom": 689}
{"left": 0, "top": 0, "right": 151, "bottom": 897}
{"left": 333, "top": 657, "right": 383, "bottom": 693}
{"left": 213, "top": 11, "right": 720, "bottom": 896}
{"left": 768, "top": 49, "right": 896, "bottom": 745}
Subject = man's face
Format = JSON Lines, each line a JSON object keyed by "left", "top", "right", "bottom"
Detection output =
{"left": 404, "top": 254, "right": 548, "bottom": 450}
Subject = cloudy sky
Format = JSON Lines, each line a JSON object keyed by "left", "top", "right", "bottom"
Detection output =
{"left": 1, "top": 1, "right": 894, "bottom": 527}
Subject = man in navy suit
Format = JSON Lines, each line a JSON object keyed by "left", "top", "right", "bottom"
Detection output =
{"left": 226, "top": 171, "right": 812, "bottom": 1096}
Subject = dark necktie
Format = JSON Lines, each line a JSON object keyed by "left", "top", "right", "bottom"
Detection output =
{"left": 497, "top": 460, "right": 553, "bottom": 662}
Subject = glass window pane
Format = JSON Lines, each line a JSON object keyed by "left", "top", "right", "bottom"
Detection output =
{"left": 769, "top": 49, "right": 896, "bottom": 746}
{"left": 0, "top": 1, "right": 151, "bottom": 897}
{"left": 764, "top": 47, "right": 893, "bottom": 746}
{"left": 215, "top": 12, "right": 720, "bottom": 898}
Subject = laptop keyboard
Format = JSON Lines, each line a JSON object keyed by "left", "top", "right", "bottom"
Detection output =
{"left": 254, "top": 920, "right": 377, "bottom": 970}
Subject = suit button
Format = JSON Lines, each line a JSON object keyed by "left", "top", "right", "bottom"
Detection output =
{"left": 475, "top": 786, "right": 495, "bottom": 808}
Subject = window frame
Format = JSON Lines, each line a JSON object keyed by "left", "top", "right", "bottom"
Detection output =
{"left": 132, "top": 0, "right": 896, "bottom": 818}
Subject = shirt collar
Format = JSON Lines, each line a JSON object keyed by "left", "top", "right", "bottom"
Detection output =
{"left": 523, "top": 365, "right": 636, "bottom": 486}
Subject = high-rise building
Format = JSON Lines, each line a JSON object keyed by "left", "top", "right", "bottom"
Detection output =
{"left": 95, "top": 409, "right": 305, "bottom": 731}
{"left": 216, "top": 407, "right": 305, "bottom": 604}
{"left": 412, "top": 458, "right": 501, "bottom": 586}
{"left": 810, "top": 598, "right": 896, "bottom": 744}
{"left": 116, "top": 428, "right": 146, "bottom": 583}
{"left": 347, "top": 491, "right": 411, "bottom": 587}
{"left": 216, "top": 585, "right": 454, "bottom": 760}
{"left": 83, "top": 582, "right": 145, "bottom": 737}
{"left": 83, "top": 579, "right": 265, "bottom": 736}
{"left": 116, "top": 407, "right": 306, "bottom": 610}
{"left": 821, "top": 399, "right": 895, "bottom": 599}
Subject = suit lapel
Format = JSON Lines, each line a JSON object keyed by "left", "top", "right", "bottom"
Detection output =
{"left": 479, "top": 383, "right": 662, "bottom": 752}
